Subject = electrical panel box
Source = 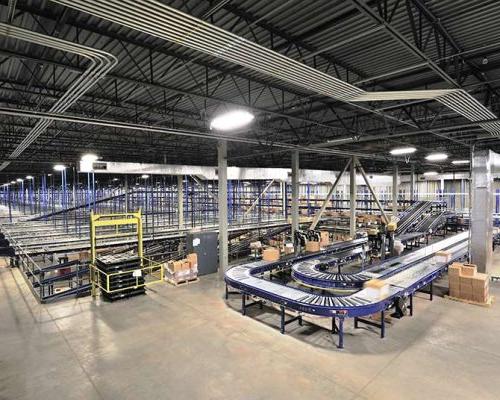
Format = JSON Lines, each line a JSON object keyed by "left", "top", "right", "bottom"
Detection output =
{"left": 186, "top": 231, "right": 218, "bottom": 276}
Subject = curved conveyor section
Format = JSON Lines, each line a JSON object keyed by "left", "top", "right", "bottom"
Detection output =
{"left": 225, "top": 232, "right": 468, "bottom": 318}
{"left": 291, "top": 246, "right": 371, "bottom": 289}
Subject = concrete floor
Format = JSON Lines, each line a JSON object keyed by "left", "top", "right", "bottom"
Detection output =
{"left": 1, "top": 265, "right": 499, "bottom": 400}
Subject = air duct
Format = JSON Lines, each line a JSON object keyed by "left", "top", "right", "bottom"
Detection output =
{"left": 0, "top": 23, "right": 117, "bottom": 170}
{"left": 51, "top": 0, "right": 500, "bottom": 135}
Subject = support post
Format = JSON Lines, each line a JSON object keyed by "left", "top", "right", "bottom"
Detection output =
{"left": 124, "top": 175, "right": 128, "bottom": 213}
{"left": 218, "top": 140, "right": 228, "bottom": 278}
{"left": 177, "top": 175, "right": 184, "bottom": 228}
{"left": 350, "top": 156, "right": 357, "bottom": 238}
{"left": 291, "top": 150, "right": 299, "bottom": 237}
{"left": 281, "top": 181, "right": 287, "bottom": 219}
{"left": 392, "top": 164, "right": 399, "bottom": 219}
{"left": 310, "top": 159, "right": 351, "bottom": 230}
{"left": 470, "top": 149, "right": 494, "bottom": 273}
{"left": 410, "top": 164, "right": 415, "bottom": 202}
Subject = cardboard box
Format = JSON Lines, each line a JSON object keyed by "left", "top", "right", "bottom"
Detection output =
{"left": 449, "top": 275, "right": 460, "bottom": 290}
{"left": 320, "top": 231, "right": 330, "bottom": 246}
{"left": 168, "top": 260, "right": 183, "bottom": 273}
{"left": 449, "top": 287, "right": 460, "bottom": 298}
{"left": 262, "top": 247, "right": 280, "bottom": 262}
{"left": 459, "top": 275, "right": 473, "bottom": 288}
{"left": 305, "top": 241, "right": 320, "bottom": 253}
{"left": 187, "top": 253, "right": 198, "bottom": 271}
{"left": 364, "top": 279, "right": 389, "bottom": 299}
{"left": 249, "top": 241, "right": 262, "bottom": 250}
{"left": 181, "top": 260, "right": 191, "bottom": 270}
{"left": 284, "top": 243, "right": 294, "bottom": 255}
{"left": 473, "top": 287, "right": 489, "bottom": 303}
{"left": 448, "top": 263, "right": 461, "bottom": 277}
{"left": 461, "top": 264, "right": 477, "bottom": 277}
{"left": 460, "top": 290, "right": 474, "bottom": 301}
{"left": 472, "top": 273, "right": 489, "bottom": 290}
{"left": 435, "top": 250, "right": 452, "bottom": 263}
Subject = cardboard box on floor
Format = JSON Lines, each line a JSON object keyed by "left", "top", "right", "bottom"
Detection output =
{"left": 167, "top": 260, "right": 183, "bottom": 273}
{"left": 187, "top": 253, "right": 198, "bottom": 271}
{"left": 449, "top": 262, "right": 490, "bottom": 303}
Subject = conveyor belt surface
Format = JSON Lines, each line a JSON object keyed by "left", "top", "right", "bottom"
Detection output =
{"left": 226, "top": 232, "right": 468, "bottom": 317}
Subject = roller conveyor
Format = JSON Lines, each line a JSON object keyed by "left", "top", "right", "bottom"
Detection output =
{"left": 225, "top": 231, "right": 468, "bottom": 319}
{"left": 291, "top": 247, "right": 371, "bottom": 289}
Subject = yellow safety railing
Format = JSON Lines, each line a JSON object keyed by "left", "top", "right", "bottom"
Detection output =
{"left": 89, "top": 210, "right": 163, "bottom": 297}
{"left": 92, "top": 257, "right": 164, "bottom": 294}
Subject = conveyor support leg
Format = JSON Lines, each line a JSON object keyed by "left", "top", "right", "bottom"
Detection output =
{"left": 338, "top": 318, "right": 344, "bottom": 349}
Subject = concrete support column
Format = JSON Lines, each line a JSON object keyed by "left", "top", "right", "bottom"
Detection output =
{"left": 217, "top": 140, "right": 228, "bottom": 278}
{"left": 471, "top": 149, "right": 494, "bottom": 273}
{"left": 177, "top": 175, "right": 184, "bottom": 228}
{"left": 291, "top": 150, "right": 299, "bottom": 237}
{"left": 410, "top": 164, "right": 415, "bottom": 202}
{"left": 392, "top": 164, "right": 399, "bottom": 219}
{"left": 350, "top": 156, "right": 357, "bottom": 238}
{"left": 280, "top": 181, "right": 287, "bottom": 219}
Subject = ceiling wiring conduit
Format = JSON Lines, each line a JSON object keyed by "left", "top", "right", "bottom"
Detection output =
{"left": 52, "top": 0, "right": 500, "bottom": 136}
{"left": 0, "top": 23, "right": 117, "bottom": 170}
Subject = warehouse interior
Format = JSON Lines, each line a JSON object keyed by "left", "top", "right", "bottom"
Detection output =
{"left": 1, "top": 1, "right": 500, "bottom": 399}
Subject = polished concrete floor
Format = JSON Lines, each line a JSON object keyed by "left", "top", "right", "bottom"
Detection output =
{"left": 1, "top": 264, "right": 499, "bottom": 400}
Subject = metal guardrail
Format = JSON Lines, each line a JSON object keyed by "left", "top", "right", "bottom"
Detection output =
{"left": 5, "top": 228, "right": 90, "bottom": 303}
{"left": 92, "top": 257, "right": 164, "bottom": 294}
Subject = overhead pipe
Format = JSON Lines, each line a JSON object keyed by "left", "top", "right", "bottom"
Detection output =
{"left": 51, "top": 0, "right": 500, "bottom": 138}
{"left": 0, "top": 23, "right": 117, "bottom": 170}
{"left": 0, "top": 107, "right": 393, "bottom": 162}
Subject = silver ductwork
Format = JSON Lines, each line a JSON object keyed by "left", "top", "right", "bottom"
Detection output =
{"left": 51, "top": 0, "right": 500, "bottom": 136}
{"left": 0, "top": 23, "right": 117, "bottom": 170}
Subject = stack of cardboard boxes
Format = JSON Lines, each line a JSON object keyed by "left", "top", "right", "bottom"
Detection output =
{"left": 165, "top": 253, "right": 198, "bottom": 284}
{"left": 448, "top": 262, "right": 490, "bottom": 304}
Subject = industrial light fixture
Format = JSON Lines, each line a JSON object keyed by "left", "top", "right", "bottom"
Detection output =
{"left": 389, "top": 146, "right": 416, "bottom": 155}
{"left": 452, "top": 160, "right": 470, "bottom": 165}
{"left": 425, "top": 153, "right": 448, "bottom": 161}
{"left": 113, "top": 178, "right": 119, "bottom": 181}
{"left": 10, "top": 181, "right": 15, "bottom": 184}
{"left": 16, "top": 178, "right": 23, "bottom": 182}
{"left": 25, "top": 175, "right": 33, "bottom": 180}
{"left": 210, "top": 110, "right": 254, "bottom": 131}
{"left": 53, "top": 164, "right": 66, "bottom": 171}
{"left": 81, "top": 153, "right": 98, "bottom": 162}
{"left": 141, "top": 174, "right": 149, "bottom": 179}
{"left": 423, "top": 171, "right": 438, "bottom": 176}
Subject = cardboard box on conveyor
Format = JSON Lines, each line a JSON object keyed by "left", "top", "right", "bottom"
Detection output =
{"left": 363, "top": 279, "right": 389, "bottom": 300}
